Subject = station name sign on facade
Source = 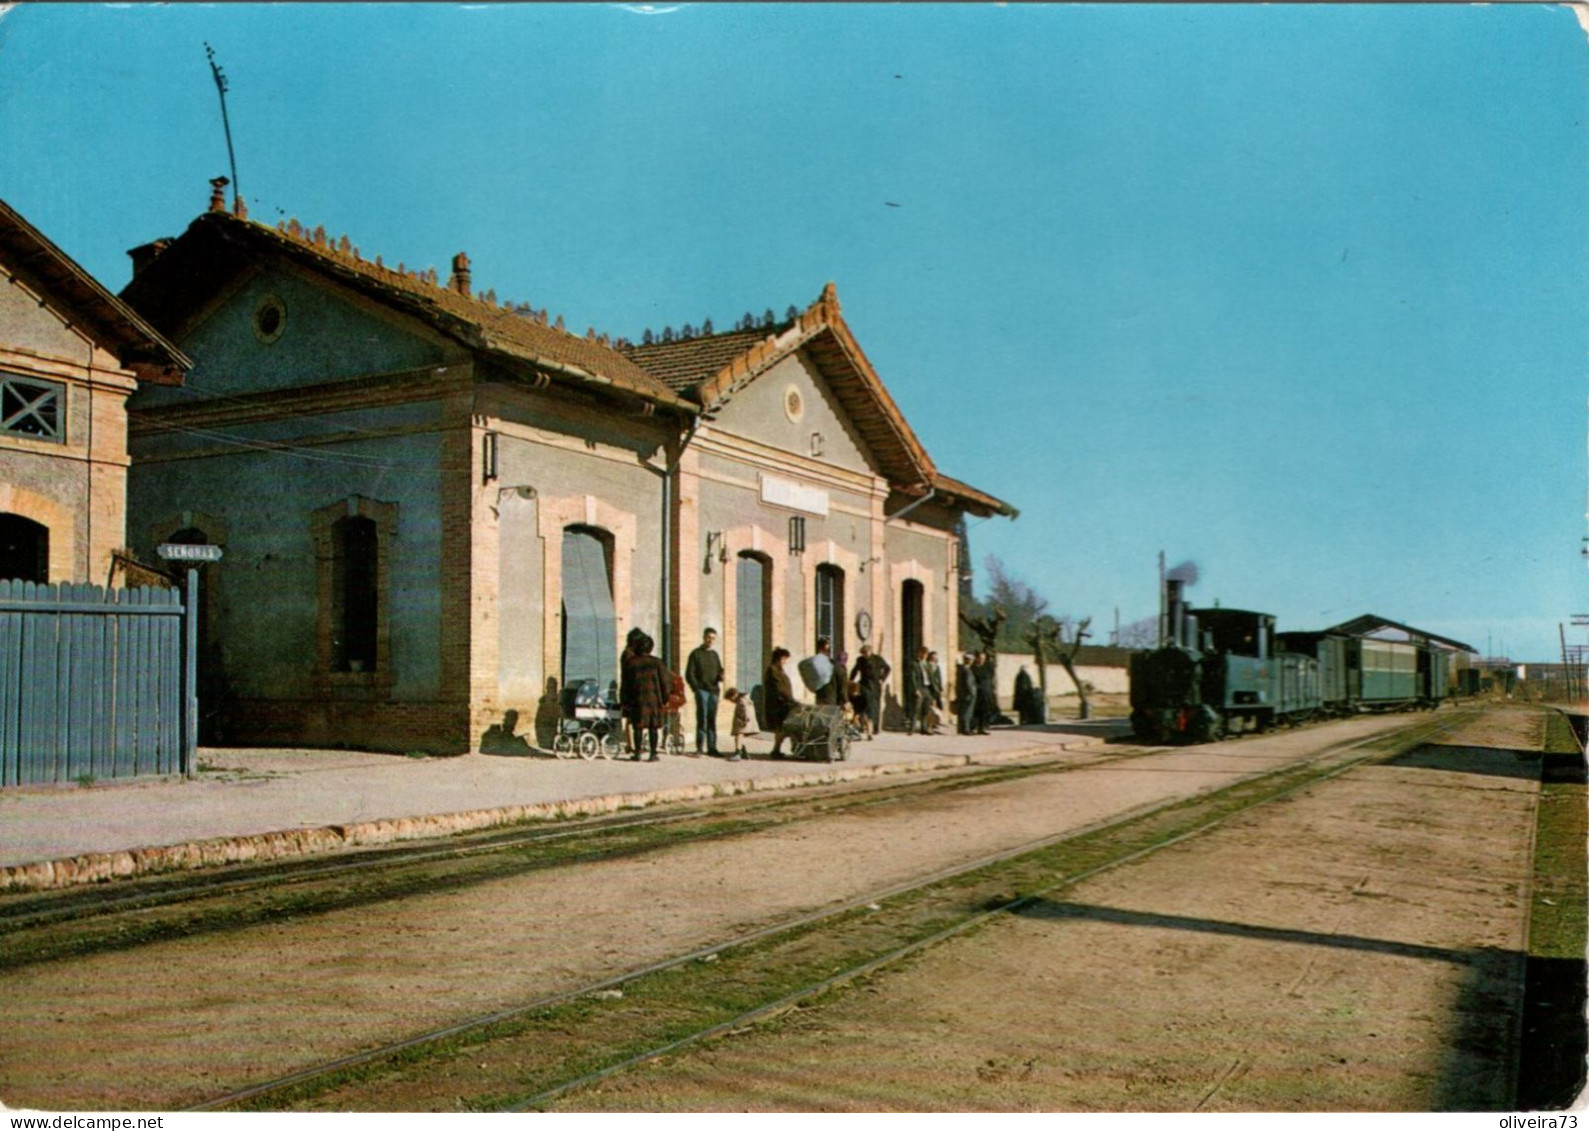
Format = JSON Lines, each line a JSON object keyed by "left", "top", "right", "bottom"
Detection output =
{"left": 157, "top": 543, "right": 224, "bottom": 563}
{"left": 759, "top": 474, "right": 829, "bottom": 517}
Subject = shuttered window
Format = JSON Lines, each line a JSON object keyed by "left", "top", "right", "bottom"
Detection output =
{"left": 1, "top": 375, "right": 64, "bottom": 442}
{"left": 561, "top": 526, "right": 617, "bottom": 693}
{"left": 816, "top": 564, "right": 845, "bottom": 655}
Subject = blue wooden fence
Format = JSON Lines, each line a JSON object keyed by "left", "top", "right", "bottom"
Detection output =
{"left": 0, "top": 580, "right": 188, "bottom": 787}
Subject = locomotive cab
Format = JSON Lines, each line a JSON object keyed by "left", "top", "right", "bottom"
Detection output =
{"left": 1130, "top": 584, "right": 1312, "bottom": 742}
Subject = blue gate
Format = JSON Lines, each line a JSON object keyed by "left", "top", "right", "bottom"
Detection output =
{"left": 0, "top": 580, "right": 190, "bottom": 786}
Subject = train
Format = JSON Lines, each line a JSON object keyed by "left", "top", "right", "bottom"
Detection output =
{"left": 1129, "top": 579, "right": 1451, "bottom": 743}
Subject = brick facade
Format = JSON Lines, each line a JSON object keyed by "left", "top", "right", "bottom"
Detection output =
{"left": 0, "top": 200, "right": 187, "bottom": 587}
{"left": 118, "top": 204, "right": 1008, "bottom": 755}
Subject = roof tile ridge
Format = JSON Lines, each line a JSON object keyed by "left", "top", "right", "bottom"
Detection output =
{"left": 708, "top": 285, "right": 830, "bottom": 396}
{"left": 267, "top": 214, "right": 456, "bottom": 292}
{"left": 232, "top": 210, "right": 637, "bottom": 364}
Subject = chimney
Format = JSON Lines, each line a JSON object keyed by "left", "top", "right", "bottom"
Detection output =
{"left": 1165, "top": 578, "right": 1186, "bottom": 648}
{"left": 127, "top": 239, "right": 173, "bottom": 278}
{"left": 449, "top": 252, "right": 472, "bottom": 297}
{"left": 208, "top": 176, "right": 230, "bottom": 214}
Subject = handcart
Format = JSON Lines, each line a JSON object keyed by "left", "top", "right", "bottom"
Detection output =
{"left": 773, "top": 703, "right": 853, "bottom": 762}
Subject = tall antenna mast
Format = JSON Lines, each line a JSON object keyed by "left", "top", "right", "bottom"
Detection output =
{"left": 204, "top": 43, "right": 242, "bottom": 213}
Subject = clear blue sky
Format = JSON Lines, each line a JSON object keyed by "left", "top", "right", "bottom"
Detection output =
{"left": 2, "top": 3, "right": 1584, "bottom": 659}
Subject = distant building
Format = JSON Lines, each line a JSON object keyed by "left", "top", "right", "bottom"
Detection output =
{"left": 0, "top": 199, "right": 188, "bottom": 586}
{"left": 118, "top": 188, "right": 1012, "bottom": 753}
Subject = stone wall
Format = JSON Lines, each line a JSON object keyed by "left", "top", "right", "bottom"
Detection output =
{"left": 993, "top": 652, "right": 1131, "bottom": 707}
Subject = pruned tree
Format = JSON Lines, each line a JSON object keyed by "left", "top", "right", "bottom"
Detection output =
{"left": 962, "top": 556, "right": 1054, "bottom": 650}
{"left": 1056, "top": 616, "right": 1094, "bottom": 719}
{"left": 1024, "top": 615, "right": 1063, "bottom": 721}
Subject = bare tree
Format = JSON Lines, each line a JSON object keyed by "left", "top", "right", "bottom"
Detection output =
{"left": 1116, "top": 615, "right": 1159, "bottom": 649}
{"left": 1056, "top": 616, "right": 1094, "bottom": 719}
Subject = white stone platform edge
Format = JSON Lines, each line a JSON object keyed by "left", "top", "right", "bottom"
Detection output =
{"left": 0, "top": 738, "right": 1105, "bottom": 894}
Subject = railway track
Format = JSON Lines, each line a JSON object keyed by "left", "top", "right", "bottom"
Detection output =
{"left": 177, "top": 708, "right": 1473, "bottom": 1112}
{"left": 0, "top": 734, "right": 1162, "bottom": 966}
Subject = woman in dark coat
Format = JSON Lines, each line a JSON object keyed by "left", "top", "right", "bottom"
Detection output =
{"left": 763, "top": 647, "right": 795, "bottom": 759}
{"left": 627, "top": 636, "right": 673, "bottom": 761}
{"left": 619, "top": 628, "right": 651, "bottom": 756}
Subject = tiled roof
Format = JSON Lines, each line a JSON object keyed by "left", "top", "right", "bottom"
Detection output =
{"left": 125, "top": 210, "right": 690, "bottom": 411}
{"left": 930, "top": 472, "right": 1018, "bottom": 519}
{"left": 627, "top": 284, "right": 1015, "bottom": 518}
{"left": 0, "top": 197, "right": 189, "bottom": 382}
{"left": 622, "top": 325, "right": 788, "bottom": 395}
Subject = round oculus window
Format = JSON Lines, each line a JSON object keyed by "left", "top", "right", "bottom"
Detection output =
{"left": 782, "top": 385, "right": 805, "bottom": 423}
{"left": 253, "top": 295, "right": 287, "bottom": 344}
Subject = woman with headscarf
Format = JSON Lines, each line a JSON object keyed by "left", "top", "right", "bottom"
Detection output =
{"left": 626, "top": 635, "right": 673, "bottom": 761}
{"left": 763, "top": 647, "right": 795, "bottom": 758}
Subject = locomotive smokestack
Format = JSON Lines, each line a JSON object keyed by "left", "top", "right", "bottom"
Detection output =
{"left": 1166, "top": 578, "right": 1186, "bottom": 648}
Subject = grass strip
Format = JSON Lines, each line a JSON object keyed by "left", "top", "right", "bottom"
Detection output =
{"left": 1515, "top": 711, "right": 1587, "bottom": 1110}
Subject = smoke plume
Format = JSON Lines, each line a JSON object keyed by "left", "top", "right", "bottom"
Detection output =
{"left": 1166, "top": 560, "right": 1199, "bottom": 585}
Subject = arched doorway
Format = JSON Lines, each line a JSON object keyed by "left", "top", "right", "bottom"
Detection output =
{"left": 901, "top": 578, "right": 924, "bottom": 711}
{"left": 0, "top": 514, "right": 48, "bottom": 584}
{"left": 331, "top": 516, "right": 379, "bottom": 673}
{"left": 736, "top": 552, "right": 771, "bottom": 724}
{"left": 561, "top": 524, "right": 617, "bottom": 696}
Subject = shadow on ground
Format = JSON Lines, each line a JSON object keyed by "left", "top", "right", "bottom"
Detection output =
{"left": 1013, "top": 899, "right": 1524, "bottom": 1110}
{"left": 1384, "top": 743, "right": 1543, "bottom": 782}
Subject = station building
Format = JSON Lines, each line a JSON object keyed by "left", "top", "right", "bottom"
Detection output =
{"left": 119, "top": 189, "right": 1013, "bottom": 753}
{"left": 0, "top": 198, "right": 188, "bottom": 587}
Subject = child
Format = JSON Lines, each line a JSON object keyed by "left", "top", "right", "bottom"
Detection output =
{"left": 725, "top": 687, "right": 753, "bottom": 761}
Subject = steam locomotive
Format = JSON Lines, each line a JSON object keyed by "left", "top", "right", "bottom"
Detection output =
{"left": 1128, "top": 579, "right": 1450, "bottom": 743}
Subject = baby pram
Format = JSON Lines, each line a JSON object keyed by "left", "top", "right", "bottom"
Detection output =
{"left": 552, "top": 678, "right": 622, "bottom": 759}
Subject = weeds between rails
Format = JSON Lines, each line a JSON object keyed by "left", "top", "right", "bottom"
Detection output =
{"left": 0, "top": 736, "right": 1177, "bottom": 970}
{"left": 186, "top": 710, "right": 1473, "bottom": 1112}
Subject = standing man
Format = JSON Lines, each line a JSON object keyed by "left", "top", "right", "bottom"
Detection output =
{"left": 926, "top": 650, "right": 946, "bottom": 733}
{"left": 954, "top": 653, "right": 976, "bottom": 735}
{"left": 686, "top": 627, "right": 725, "bottom": 756}
{"left": 804, "top": 636, "right": 841, "bottom": 706}
{"left": 850, "top": 643, "right": 891, "bottom": 740}
{"left": 906, "top": 646, "right": 933, "bottom": 735}
{"left": 975, "top": 649, "right": 999, "bottom": 734}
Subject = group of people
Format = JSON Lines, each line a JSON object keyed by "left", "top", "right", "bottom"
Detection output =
{"left": 613, "top": 627, "right": 1005, "bottom": 762}
{"left": 616, "top": 625, "right": 767, "bottom": 762}
{"left": 952, "top": 650, "right": 1003, "bottom": 736}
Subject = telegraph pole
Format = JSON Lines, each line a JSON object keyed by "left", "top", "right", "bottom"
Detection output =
{"left": 205, "top": 43, "right": 241, "bottom": 212}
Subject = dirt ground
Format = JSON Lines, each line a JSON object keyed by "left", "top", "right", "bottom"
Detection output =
{"left": 0, "top": 712, "right": 1431, "bottom": 1111}
{"left": 551, "top": 706, "right": 1545, "bottom": 1112}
